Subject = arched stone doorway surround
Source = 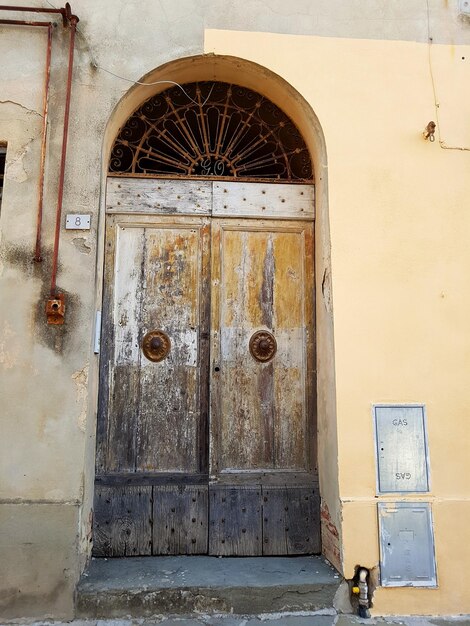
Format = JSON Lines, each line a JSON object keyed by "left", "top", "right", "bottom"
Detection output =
{"left": 83, "top": 54, "right": 340, "bottom": 568}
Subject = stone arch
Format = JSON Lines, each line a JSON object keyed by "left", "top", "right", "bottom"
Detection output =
{"left": 88, "top": 54, "right": 340, "bottom": 569}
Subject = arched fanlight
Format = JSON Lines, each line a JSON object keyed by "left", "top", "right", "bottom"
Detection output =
{"left": 109, "top": 81, "right": 313, "bottom": 182}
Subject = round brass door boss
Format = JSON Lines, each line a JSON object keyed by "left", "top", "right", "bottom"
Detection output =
{"left": 142, "top": 330, "right": 171, "bottom": 362}
{"left": 249, "top": 330, "right": 277, "bottom": 363}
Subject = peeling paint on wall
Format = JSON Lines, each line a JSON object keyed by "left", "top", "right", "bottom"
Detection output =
{"left": 321, "top": 266, "right": 333, "bottom": 314}
{"left": 5, "top": 144, "right": 31, "bottom": 183}
{"left": 72, "top": 364, "right": 89, "bottom": 433}
{"left": 321, "top": 500, "right": 341, "bottom": 571}
{"left": 71, "top": 237, "right": 92, "bottom": 254}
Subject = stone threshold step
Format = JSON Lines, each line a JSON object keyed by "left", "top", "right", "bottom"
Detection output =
{"left": 76, "top": 555, "right": 341, "bottom": 618}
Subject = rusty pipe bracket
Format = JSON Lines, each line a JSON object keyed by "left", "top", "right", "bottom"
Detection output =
{"left": 64, "top": 3, "right": 79, "bottom": 26}
{"left": 46, "top": 293, "right": 66, "bottom": 325}
{"left": 60, "top": 5, "right": 69, "bottom": 27}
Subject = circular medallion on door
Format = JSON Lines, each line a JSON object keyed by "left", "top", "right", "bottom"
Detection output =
{"left": 142, "top": 330, "right": 171, "bottom": 362}
{"left": 249, "top": 330, "right": 277, "bottom": 363}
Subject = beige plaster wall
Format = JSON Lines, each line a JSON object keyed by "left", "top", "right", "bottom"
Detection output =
{"left": 0, "top": 504, "right": 79, "bottom": 619}
{"left": 204, "top": 29, "right": 470, "bottom": 614}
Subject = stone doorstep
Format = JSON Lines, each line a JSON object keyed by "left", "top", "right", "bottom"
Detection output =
{"left": 75, "top": 556, "right": 341, "bottom": 618}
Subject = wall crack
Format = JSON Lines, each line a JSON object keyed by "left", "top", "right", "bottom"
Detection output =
{"left": 0, "top": 99, "right": 43, "bottom": 117}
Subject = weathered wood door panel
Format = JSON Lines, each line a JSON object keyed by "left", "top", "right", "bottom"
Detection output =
{"left": 210, "top": 220, "right": 315, "bottom": 474}
{"left": 209, "top": 486, "right": 263, "bottom": 556}
{"left": 98, "top": 215, "right": 210, "bottom": 475}
{"left": 94, "top": 180, "right": 318, "bottom": 557}
{"left": 153, "top": 485, "right": 208, "bottom": 555}
{"left": 93, "top": 485, "right": 153, "bottom": 557}
{"left": 208, "top": 218, "right": 316, "bottom": 555}
{"left": 94, "top": 212, "right": 210, "bottom": 556}
{"left": 262, "top": 486, "right": 320, "bottom": 555}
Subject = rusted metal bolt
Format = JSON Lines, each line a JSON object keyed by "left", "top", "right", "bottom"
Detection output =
{"left": 150, "top": 336, "right": 163, "bottom": 351}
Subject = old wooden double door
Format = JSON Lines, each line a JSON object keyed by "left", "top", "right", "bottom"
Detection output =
{"left": 94, "top": 179, "right": 319, "bottom": 557}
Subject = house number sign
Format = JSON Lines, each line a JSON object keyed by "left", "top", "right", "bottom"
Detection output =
{"left": 373, "top": 404, "right": 430, "bottom": 493}
{"left": 65, "top": 214, "right": 91, "bottom": 230}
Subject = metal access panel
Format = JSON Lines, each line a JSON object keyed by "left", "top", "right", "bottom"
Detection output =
{"left": 373, "top": 405, "right": 430, "bottom": 493}
{"left": 378, "top": 502, "right": 437, "bottom": 587}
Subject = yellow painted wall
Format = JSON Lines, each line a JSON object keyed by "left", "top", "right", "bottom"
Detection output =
{"left": 204, "top": 29, "right": 470, "bottom": 615}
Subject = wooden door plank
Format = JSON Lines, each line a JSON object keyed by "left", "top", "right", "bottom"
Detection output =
{"left": 272, "top": 227, "right": 310, "bottom": 471}
{"left": 105, "top": 223, "right": 146, "bottom": 472}
{"left": 153, "top": 485, "right": 208, "bottom": 555}
{"left": 304, "top": 224, "right": 317, "bottom": 480}
{"left": 213, "top": 181, "right": 315, "bottom": 219}
{"left": 211, "top": 221, "right": 314, "bottom": 476}
{"left": 92, "top": 485, "right": 152, "bottom": 557}
{"left": 106, "top": 177, "right": 212, "bottom": 215}
{"left": 96, "top": 472, "right": 208, "bottom": 486}
{"left": 209, "top": 220, "right": 222, "bottom": 476}
{"left": 209, "top": 486, "right": 262, "bottom": 556}
{"left": 135, "top": 222, "right": 207, "bottom": 473}
{"left": 217, "top": 228, "right": 275, "bottom": 469}
{"left": 262, "top": 486, "right": 320, "bottom": 555}
{"left": 95, "top": 217, "right": 117, "bottom": 474}
{"left": 213, "top": 472, "right": 316, "bottom": 487}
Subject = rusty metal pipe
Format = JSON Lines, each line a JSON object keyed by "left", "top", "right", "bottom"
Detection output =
{"left": 0, "top": 19, "right": 53, "bottom": 262}
{"left": 1, "top": 3, "right": 80, "bottom": 311}
{"left": 0, "top": 5, "right": 63, "bottom": 12}
{"left": 0, "top": 5, "right": 67, "bottom": 25}
{"left": 50, "top": 10, "right": 78, "bottom": 297}
{"left": 35, "top": 23, "right": 53, "bottom": 262}
{"left": 0, "top": 18, "right": 50, "bottom": 26}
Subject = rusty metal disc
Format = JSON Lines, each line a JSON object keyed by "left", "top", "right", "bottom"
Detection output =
{"left": 249, "top": 330, "right": 277, "bottom": 363}
{"left": 142, "top": 330, "right": 171, "bottom": 362}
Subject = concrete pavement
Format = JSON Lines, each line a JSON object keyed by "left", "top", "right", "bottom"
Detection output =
{"left": 18, "top": 613, "right": 470, "bottom": 626}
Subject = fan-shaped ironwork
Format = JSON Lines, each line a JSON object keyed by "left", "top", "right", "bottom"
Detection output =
{"left": 109, "top": 82, "right": 313, "bottom": 182}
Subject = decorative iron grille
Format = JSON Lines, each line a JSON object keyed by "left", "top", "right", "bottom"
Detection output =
{"left": 109, "top": 82, "right": 313, "bottom": 182}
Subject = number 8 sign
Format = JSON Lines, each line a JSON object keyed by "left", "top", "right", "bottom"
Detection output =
{"left": 65, "top": 214, "right": 91, "bottom": 230}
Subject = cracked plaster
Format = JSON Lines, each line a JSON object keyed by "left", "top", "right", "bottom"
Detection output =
{"left": 0, "top": 99, "right": 43, "bottom": 117}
